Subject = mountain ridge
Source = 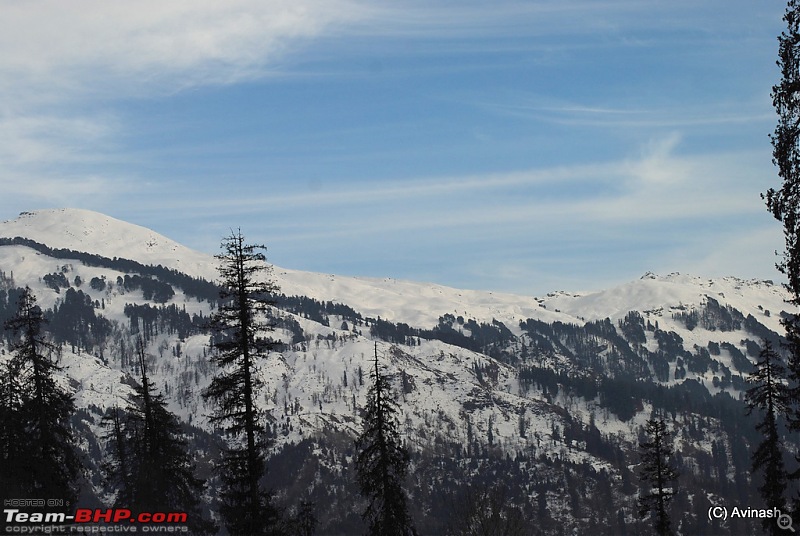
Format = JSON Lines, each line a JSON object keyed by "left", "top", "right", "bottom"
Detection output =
{"left": 0, "top": 208, "right": 789, "bottom": 331}
{"left": 0, "top": 207, "right": 789, "bottom": 533}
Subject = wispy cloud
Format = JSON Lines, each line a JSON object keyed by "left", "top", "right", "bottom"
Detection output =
{"left": 0, "top": 1, "right": 768, "bottom": 102}
{"left": 345, "top": 1, "right": 737, "bottom": 40}
{"left": 0, "top": 0, "right": 374, "bottom": 212}
{"left": 0, "top": 1, "right": 369, "bottom": 100}
{"left": 0, "top": 110, "right": 131, "bottom": 213}
{"left": 0, "top": 113, "right": 116, "bottom": 167}
{"left": 0, "top": 0, "right": 783, "bottom": 294}
{"left": 467, "top": 92, "right": 774, "bottom": 131}
{"left": 161, "top": 133, "right": 769, "bottom": 245}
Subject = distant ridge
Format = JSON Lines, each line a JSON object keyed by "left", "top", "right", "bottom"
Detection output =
{"left": 0, "top": 208, "right": 789, "bottom": 332}
{"left": 0, "top": 208, "right": 213, "bottom": 278}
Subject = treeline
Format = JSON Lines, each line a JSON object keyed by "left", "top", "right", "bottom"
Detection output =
{"left": 118, "top": 274, "right": 175, "bottom": 303}
{"left": 369, "top": 313, "right": 515, "bottom": 360}
{"left": 273, "top": 294, "right": 363, "bottom": 326}
{"left": 47, "top": 288, "right": 112, "bottom": 354}
{"left": 123, "top": 303, "right": 207, "bottom": 342}
{"left": 672, "top": 296, "right": 744, "bottom": 332}
{"left": 518, "top": 314, "right": 773, "bottom": 390}
{"left": 0, "top": 237, "right": 219, "bottom": 301}
{"left": 518, "top": 362, "right": 762, "bottom": 432}
{"left": 1, "top": 286, "right": 112, "bottom": 355}
{"left": 520, "top": 317, "right": 650, "bottom": 379}
{"left": 0, "top": 287, "right": 28, "bottom": 343}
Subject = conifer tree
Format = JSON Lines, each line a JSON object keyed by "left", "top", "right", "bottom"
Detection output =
{"left": 355, "top": 343, "right": 414, "bottom": 536}
{"left": 0, "top": 351, "right": 28, "bottom": 497}
{"left": 746, "top": 340, "right": 789, "bottom": 535}
{"left": 766, "top": 0, "right": 800, "bottom": 517}
{"left": 767, "top": 0, "right": 800, "bottom": 309}
{"left": 101, "top": 405, "right": 133, "bottom": 505}
{"left": 104, "top": 338, "right": 215, "bottom": 534}
{"left": 637, "top": 417, "right": 679, "bottom": 536}
{"left": 1, "top": 287, "right": 81, "bottom": 504}
{"left": 202, "top": 230, "right": 283, "bottom": 534}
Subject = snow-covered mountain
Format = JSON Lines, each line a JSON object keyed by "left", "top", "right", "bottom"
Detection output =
{"left": 0, "top": 208, "right": 791, "bottom": 534}
{"left": 3, "top": 208, "right": 787, "bottom": 331}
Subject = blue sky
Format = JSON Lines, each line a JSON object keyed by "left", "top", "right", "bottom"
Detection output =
{"left": 0, "top": 1, "right": 788, "bottom": 295}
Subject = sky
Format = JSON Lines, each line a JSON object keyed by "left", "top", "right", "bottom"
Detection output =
{"left": 0, "top": 1, "right": 789, "bottom": 296}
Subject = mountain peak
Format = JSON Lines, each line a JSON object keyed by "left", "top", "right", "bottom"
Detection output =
{"left": 0, "top": 208, "right": 213, "bottom": 278}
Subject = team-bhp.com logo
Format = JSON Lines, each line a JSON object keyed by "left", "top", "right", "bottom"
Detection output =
{"left": 74, "top": 510, "right": 187, "bottom": 524}
{"left": 5, "top": 509, "right": 187, "bottom": 524}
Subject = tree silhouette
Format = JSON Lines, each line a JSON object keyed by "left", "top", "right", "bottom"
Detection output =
{"left": 638, "top": 417, "right": 679, "bottom": 536}
{"left": 0, "top": 340, "right": 30, "bottom": 497}
{"left": 0, "top": 287, "right": 81, "bottom": 532}
{"left": 202, "top": 230, "right": 283, "bottom": 534}
{"left": 355, "top": 343, "right": 414, "bottom": 536}
{"left": 746, "top": 340, "right": 789, "bottom": 535}
{"left": 104, "top": 337, "right": 215, "bottom": 534}
{"left": 767, "top": 0, "right": 800, "bottom": 307}
{"left": 766, "top": 0, "right": 800, "bottom": 521}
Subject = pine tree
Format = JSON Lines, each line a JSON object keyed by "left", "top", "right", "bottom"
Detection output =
{"left": 355, "top": 343, "right": 415, "bottom": 536}
{"left": 767, "top": 0, "right": 800, "bottom": 307}
{"left": 766, "top": 0, "right": 800, "bottom": 518}
{"left": 0, "top": 352, "right": 28, "bottom": 497}
{"left": 1, "top": 287, "right": 81, "bottom": 505}
{"left": 202, "top": 230, "right": 283, "bottom": 534}
{"left": 101, "top": 405, "right": 133, "bottom": 506}
{"left": 637, "top": 417, "right": 679, "bottom": 536}
{"left": 746, "top": 340, "right": 789, "bottom": 535}
{"left": 104, "top": 338, "right": 215, "bottom": 534}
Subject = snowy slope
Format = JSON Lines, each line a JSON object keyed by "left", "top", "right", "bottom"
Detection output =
{"left": 12, "top": 209, "right": 787, "bottom": 333}
{"left": 542, "top": 272, "right": 791, "bottom": 334}
{"left": 0, "top": 208, "right": 214, "bottom": 279}
{"left": 275, "top": 267, "right": 567, "bottom": 330}
{"left": 0, "top": 209, "right": 569, "bottom": 328}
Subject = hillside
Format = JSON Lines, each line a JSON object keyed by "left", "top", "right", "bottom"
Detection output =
{"left": 0, "top": 208, "right": 793, "bottom": 534}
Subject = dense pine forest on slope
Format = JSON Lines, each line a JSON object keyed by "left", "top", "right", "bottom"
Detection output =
{"left": 0, "top": 209, "right": 796, "bottom": 534}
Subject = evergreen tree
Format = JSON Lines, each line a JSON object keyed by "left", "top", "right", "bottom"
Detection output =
{"left": 104, "top": 338, "right": 215, "bottom": 534}
{"left": 101, "top": 405, "right": 133, "bottom": 506}
{"left": 767, "top": 0, "right": 800, "bottom": 308}
{"left": 637, "top": 417, "right": 678, "bottom": 536}
{"left": 0, "top": 351, "right": 28, "bottom": 497}
{"left": 202, "top": 230, "right": 283, "bottom": 534}
{"left": 1, "top": 287, "right": 81, "bottom": 505}
{"left": 746, "top": 340, "right": 789, "bottom": 535}
{"left": 355, "top": 343, "right": 415, "bottom": 536}
{"left": 766, "top": 0, "right": 800, "bottom": 517}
